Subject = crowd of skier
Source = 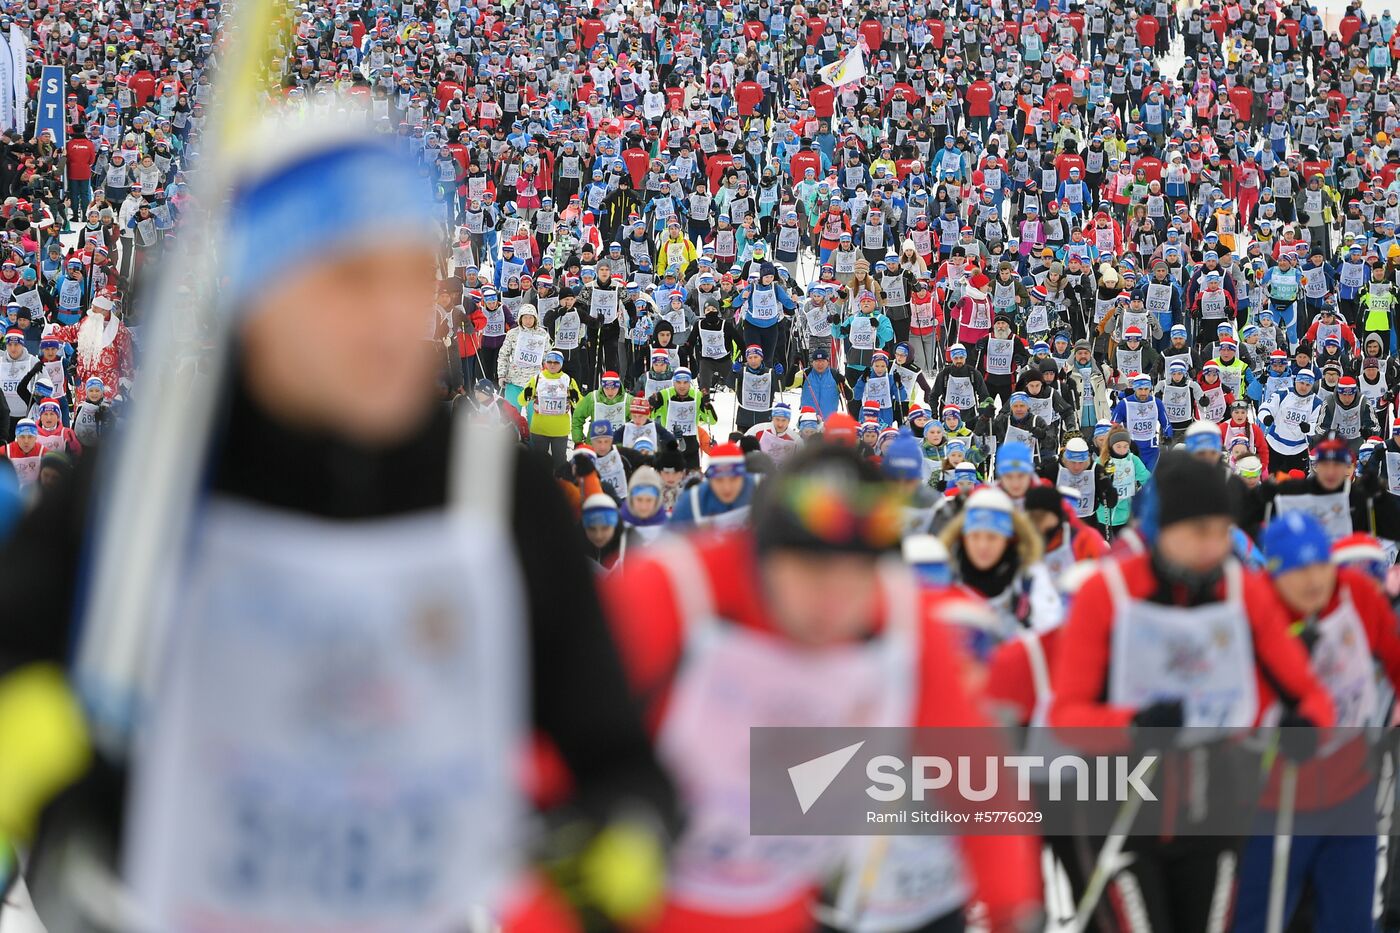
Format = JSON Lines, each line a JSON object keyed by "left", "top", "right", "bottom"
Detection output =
{"left": 9, "top": 0, "right": 1400, "bottom": 927}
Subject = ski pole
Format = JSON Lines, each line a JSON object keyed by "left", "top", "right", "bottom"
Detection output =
{"left": 1265, "top": 762, "right": 1299, "bottom": 933}
{"left": 1071, "top": 754, "right": 1159, "bottom": 933}
{"left": 829, "top": 836, "right": 892, "bottom": 929}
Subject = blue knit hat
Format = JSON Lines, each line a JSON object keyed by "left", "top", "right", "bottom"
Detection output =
{"left": 225, "top": 133, "right": 440, "bottom": 315}
{"left": 1261, "top": 512, "right": 1331, "bottom": 576}
{"left": 882, "top": 432, "right": 925, "bottom": 481}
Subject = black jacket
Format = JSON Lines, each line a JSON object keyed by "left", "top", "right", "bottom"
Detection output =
{"left": 0, "top": 375, "right": 678, "bottom": 894}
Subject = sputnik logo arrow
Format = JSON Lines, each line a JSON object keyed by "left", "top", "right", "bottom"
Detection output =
{"left": 787, "top": 741, "right": 865, "bottom": 814}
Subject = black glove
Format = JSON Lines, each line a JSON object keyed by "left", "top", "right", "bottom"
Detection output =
{"left": 1299, "top": 421, "right": 1311, "bottom": 433}
{"left": 1261, "top": 414, "right": 1274, "bottom": 427}
{"left": 1131, "top": 700, "right": 1185, "bottom": 729}
{"left": 572, "top": 452, "right": 596, "bottom": 477}
{"left": 1277, "top": 708, "right": 1320, "bottom": 762}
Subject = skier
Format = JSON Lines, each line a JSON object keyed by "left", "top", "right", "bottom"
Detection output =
{"left": 1234, "top": 511, "right": 1400, "bottom": 933}
{"left": 668, "top": 442, "right": 756, "bottom": 529}
{"left": 1051, "top": 452, "right": 1335, "bottom": 932}
{"left": 0, "top": 112, "right": 678, "bottom": 932}
{"left": 603, "top": 444, "right": 1044, "bottom": 933}
{"left": 1261, "top": 367, "right": 1326, "bottom": 476}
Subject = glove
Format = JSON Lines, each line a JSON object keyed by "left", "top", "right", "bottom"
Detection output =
{"left": 1261, "top": 414, "right": 1274, "bottom": 427}
{"left": 1299, "top": 421, "right": 1311, "bottom": 433}
{"left": 731, "top": 361, "right": 742, "bottom": 373}
{"left": 774, "top": 363, "right": 784, "bottom": 376}
{"left": 1277, "top": 708, "right": 1320, "bottom": 762}
{"left": 0, "top": 664, "right": 91, "bottom": 841}
{"left": 544, "top": 818, "right": 667, "bottom": 928}
{"left": 572, "top": 452, "right": 597, "bottom": 477}
{"left": 1131, "top": 699, "right": 1185, "bottom": 730}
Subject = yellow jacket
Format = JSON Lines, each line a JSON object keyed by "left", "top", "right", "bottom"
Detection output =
{"left": 656, "top": 234, "right": 697, "bottom": 274}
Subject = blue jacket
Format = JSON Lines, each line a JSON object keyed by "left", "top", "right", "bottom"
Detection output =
{"left": 669, "top": 475, "right": 757, "bottom": 527}
{"left": 800, "top": 366, "right": 845, "bottom": 419}
{"left": 1109, "top": 395, "right": 1173, "bottom": 445}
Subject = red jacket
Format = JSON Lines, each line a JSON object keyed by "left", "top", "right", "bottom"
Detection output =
{"left": 986, "top": 627, "right": 1062, "bottom": 725}
{"left": 1220, "top": 417, "right": 1268, "bottom": 472}
{"left": 604, "top": 533, "right": 1042, "bottom": 932}
{"left": 1049, "top": 552, "right": 1335, "bottom": 730}
{"left": 1261, "top": 569, "right": 1400, "bottom": 811}
{"left": 457, "top": 304, "right": 489, "bottom": 358}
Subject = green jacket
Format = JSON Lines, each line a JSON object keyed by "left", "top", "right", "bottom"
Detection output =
{"left": 1097, "top": 452, "right": 1151, "bottom": 527}
{"left": 648, "top": 386, "right": 717, "bottom": 437}
{"left": 571, "top": 387, "right": 631, "bottom": 443}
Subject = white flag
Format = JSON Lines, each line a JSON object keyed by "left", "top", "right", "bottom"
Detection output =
{"left": 818, "top": 46, "right": 866, "bottom": 88}
{"left": 0, "top": 37, "right": 14, "bottom": 134}
{"left": 10, "top": 26, "right": 26, "bottom": 135}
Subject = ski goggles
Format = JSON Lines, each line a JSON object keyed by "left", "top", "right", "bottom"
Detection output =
{"left": 761, "top": 474, "right": 904, "bottom": 554}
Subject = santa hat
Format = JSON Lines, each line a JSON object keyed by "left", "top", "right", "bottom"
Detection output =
{"left": 1333, "top": 532, "right": 1387, "bottom": 568}
{"left": 707, "top": 442, "right": 746, "bottom": 477}
{"left": 1123, "top": 326, "right": 1143, "bottom": 339}
{"left": 824, "top": 411, "right": 858, "bottom": 444}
